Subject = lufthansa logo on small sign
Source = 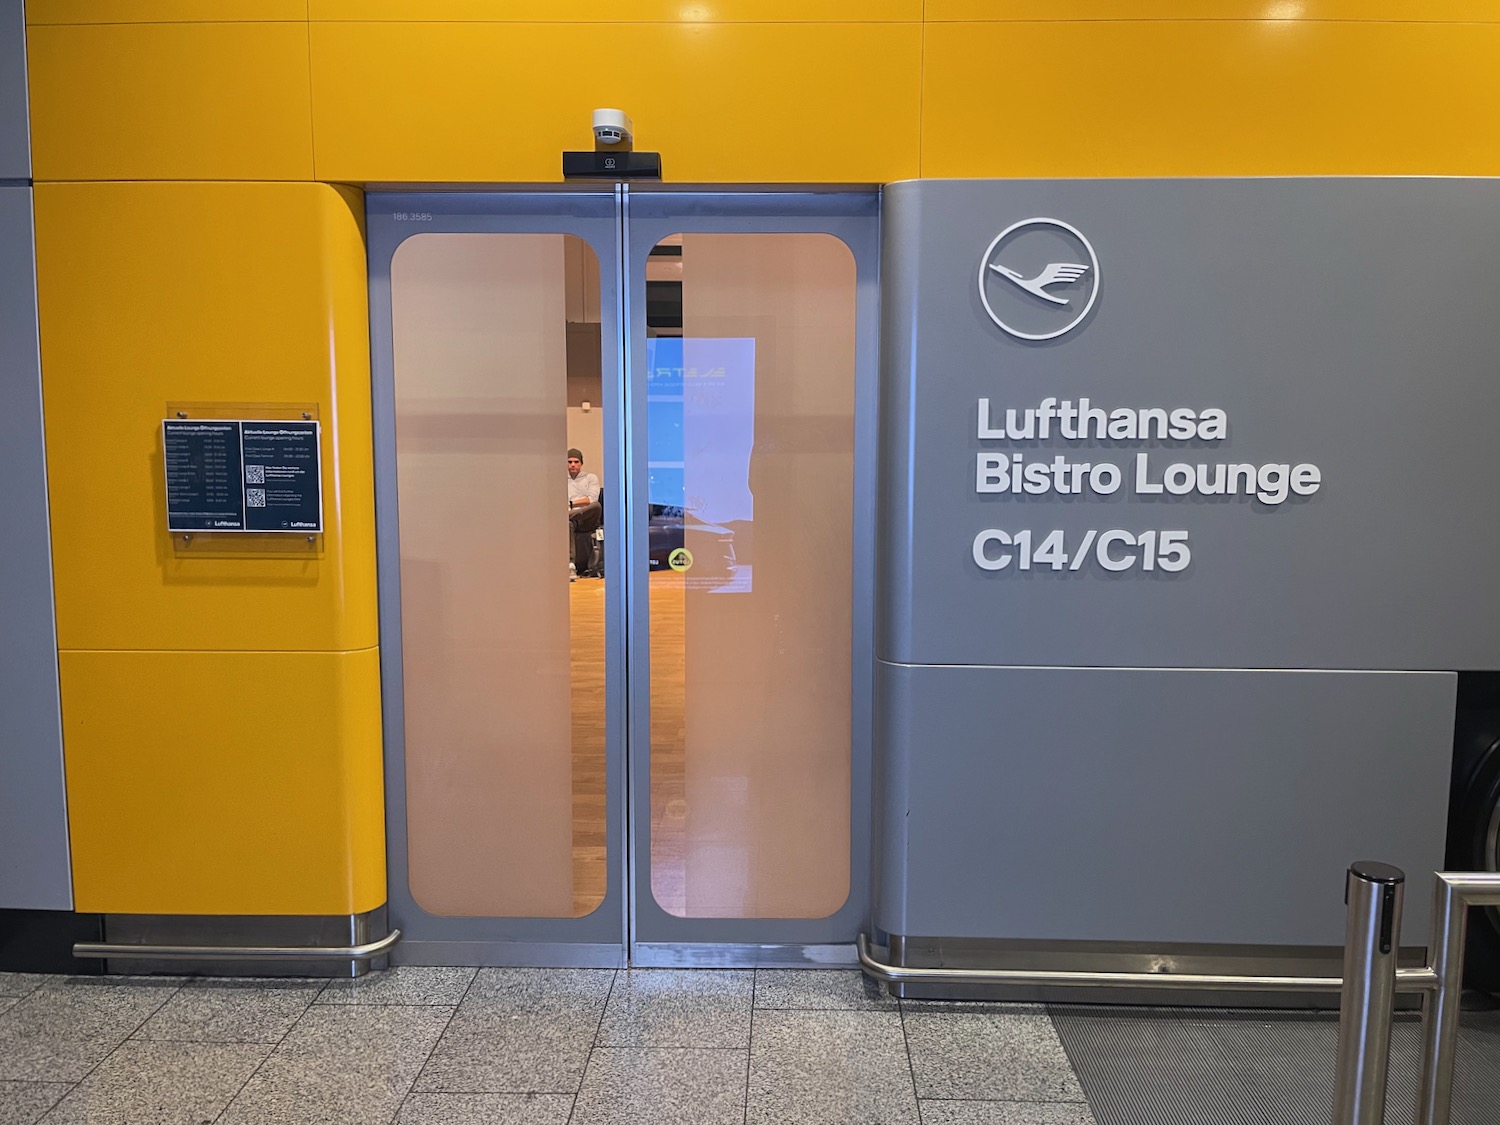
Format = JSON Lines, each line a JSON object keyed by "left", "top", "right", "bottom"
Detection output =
{"left": 978, "top": 218, "right": 1100, "bottom": 342}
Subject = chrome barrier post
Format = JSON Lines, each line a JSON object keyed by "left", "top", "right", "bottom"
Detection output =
{"left": 1415, "top": 874, "right": 1466, "bottom": 1125}
{"left": 1332, "top": 861, "right": 1405, "bottom": 1125}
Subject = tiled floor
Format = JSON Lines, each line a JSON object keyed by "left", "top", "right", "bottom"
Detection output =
{"left": 0, "top": 967, "right": 1096, "bottom": 1125}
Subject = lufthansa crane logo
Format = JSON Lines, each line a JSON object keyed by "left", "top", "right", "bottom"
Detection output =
{"left": 978, "top": 218, "right": 1100, "bottom": 342}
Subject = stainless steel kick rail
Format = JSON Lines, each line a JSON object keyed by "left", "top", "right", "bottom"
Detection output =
{"left": 855, "top": 934, "right": 1438, "bottom": 997}
{"left": 73, "top": 928, "right": 402, "bottom": 963}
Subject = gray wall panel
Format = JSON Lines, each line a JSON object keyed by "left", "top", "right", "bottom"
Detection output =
{"left": 874, "top": 663, "right": 1452, "bottom": 948}
{"left": 0, "top": 185, "right": 71, "bottom": 909}
{"left": 0, "top": 1, "right": 27, "bottom": 179}
{"left": 879, "top": 178, "right": 1500, "bottom": 670}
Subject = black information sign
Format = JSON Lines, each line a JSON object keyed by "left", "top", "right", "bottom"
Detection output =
{"left": 163, "top": 421, "right": 245, "bottom": 531}
{"left": 163, "top": 420, "right": 322, "bottom": 534}
{"left": 239, "top": 423, "right": 322, "bottom": 532}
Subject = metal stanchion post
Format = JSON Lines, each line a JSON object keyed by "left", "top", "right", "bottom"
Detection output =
{"left": 1416, "top": 875, "right": 1470, "bottom": 1125}
{"left": 1332, "top": 861, "right": 1406, "bottom": 1125}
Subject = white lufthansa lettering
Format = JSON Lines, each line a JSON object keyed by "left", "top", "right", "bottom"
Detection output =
{"left": 1134, "top": 453, "right": 1163, "bottom": 495}
{"left": 976, "top": 453, "right": 1008, "bottom": 492}
{"left": 972, "top": 529, "right": 1013, "bottom": 570}
{"left": 969, "top": 529, "right": 1195, "bottom": 573}
{"left": 976, "top": 400, "right": 1232, "bottom": 443}
{"left": 1129, "top": 453, "right": 1319, "bottom": 504}
{"left": 966, "top": 400, "right": 1320, "bottom": 576}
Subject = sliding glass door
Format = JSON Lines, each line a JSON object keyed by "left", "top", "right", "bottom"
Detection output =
{"left": 367, "top": 189, "right": 877, "bottom": 966}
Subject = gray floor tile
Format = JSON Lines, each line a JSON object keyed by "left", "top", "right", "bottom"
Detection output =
{"left": 904, "top": 1012, "right": 1086, "bottom": 1103}
{"left": 747, "top": 1009, "right": 918, "bottom": 1125}
{"left": 919, "top": 1102, "right": 1097, "bottom": 1125}
{"left": 396, "top": 1091, "right": 574, "bottom": 1124}
{"left": 0, "top": 1081, "right": 70, "bottom": 1125}
{"left": 0, "top": 976, "right": 49, "bottom": 1000}
{"left": 319, "top": 966, "right": 477, "bottom": 1007}
{"left": 412, "top": 968, "right": 616, "bottom": 1095}
{"left": 755, "top": 970, "right": 898, "bottom": 1011}
{"left": 414, "top": 1007, "right": 602, "bottom": 1094}
{"left": 42, "top": 1039, "right": 270, "bottom": 1125}
{"left": 571, "top": 1048, "right": 747, "bottom": 1125}
{"left": 0, "top": 999, "right": 15, "bottom": 1019}
{"left": 133, "top": 978, "right": 325, "bottom": 1043}
{"left": 461, "top": 968, "right": 614, "bottom": 1015}
{"left": 218, "top": 1004, "right": 452, "bottom": 1125}
{"left": 597, "top": 970, "right": 753, "bottom": 1048}
{"left": 0, "top": 978, "right": 180, "bottom": 1081}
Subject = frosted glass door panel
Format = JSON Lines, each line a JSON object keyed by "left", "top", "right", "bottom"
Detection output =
{"left": 648, "top": 233, "right": 856, "bottom": 919}
{"left": 392, "top": 233, "right": 604, "bottom": 919}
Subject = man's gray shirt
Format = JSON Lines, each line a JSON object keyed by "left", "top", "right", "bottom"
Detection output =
{"left": 569, "top": 471, "right": 600, "bottom": 505}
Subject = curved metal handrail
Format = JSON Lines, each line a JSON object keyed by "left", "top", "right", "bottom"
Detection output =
{"left": 72, "top": 928, "right": 402, "bottom": 962}
{"left": 856, "top": 933, "right": 1438, "bottom": 994}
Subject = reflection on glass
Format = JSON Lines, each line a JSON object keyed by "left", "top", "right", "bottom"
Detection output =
{"left": 391, "top": 232, "right": 605, "bottom": 918}
{"left": 648, "top": 233, "right": 856, "bottom": 919}
{"left": 646, "top": 337, "right": 753, "bottom": 591}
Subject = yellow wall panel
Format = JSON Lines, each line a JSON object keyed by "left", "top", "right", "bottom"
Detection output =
{"left": 928, "top": 1, "right": 1500, "bottom": 19}
{"left": 35, "top": 181, "right": 377, "bottom": 652}
{"left": 27, "top": 22, "right": 313, "bottom": 181}
{"left": 311, "top": 1, "right": 919, "bottom": 19}
{"left": 63, "top": 648, "right": 385, "bottom": 916}
{"left": 27, "top": 0, "right": 306, "bottom": 22}
{"left": 921, "top": 20, "right": 1500, "bottom": 178}
{"left": 310, "top": 20, "right": 921, "bottom": 183}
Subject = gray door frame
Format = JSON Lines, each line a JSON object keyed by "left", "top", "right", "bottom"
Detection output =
{"left": 622, "top": 188, "right": 880, "bottom": 965}
{"left": 366, "top": 188, "right": 879, "bottom": 967}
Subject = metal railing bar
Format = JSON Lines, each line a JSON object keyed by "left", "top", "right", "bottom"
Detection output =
{"left": 72, "top": 928, "right": 402, "bottom": 962}
{"left": 1417, "top": 872, "right": 1500, "bottom": 1125}
{"left": 856, "top": 934, "right": 1437, "bottom": 994}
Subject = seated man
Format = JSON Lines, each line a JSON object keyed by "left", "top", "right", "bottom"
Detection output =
{"left": 567, "top": 448, "right": 601, "bottom": 578}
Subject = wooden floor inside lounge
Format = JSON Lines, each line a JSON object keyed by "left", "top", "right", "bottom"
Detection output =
{"left": 568, "top": 572, "right": 685, "bottom": 917}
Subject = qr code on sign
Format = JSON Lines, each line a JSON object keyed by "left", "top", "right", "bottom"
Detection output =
{"left": 246, "top": 489, "right": 266, "bottom": 508}
{"left": 245, "top": 465, "right": 265, "bottom": 485}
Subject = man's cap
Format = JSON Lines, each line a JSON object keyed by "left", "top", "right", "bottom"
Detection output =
{"left": 567, "top": 448, "right": 583, "bottom": 461}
